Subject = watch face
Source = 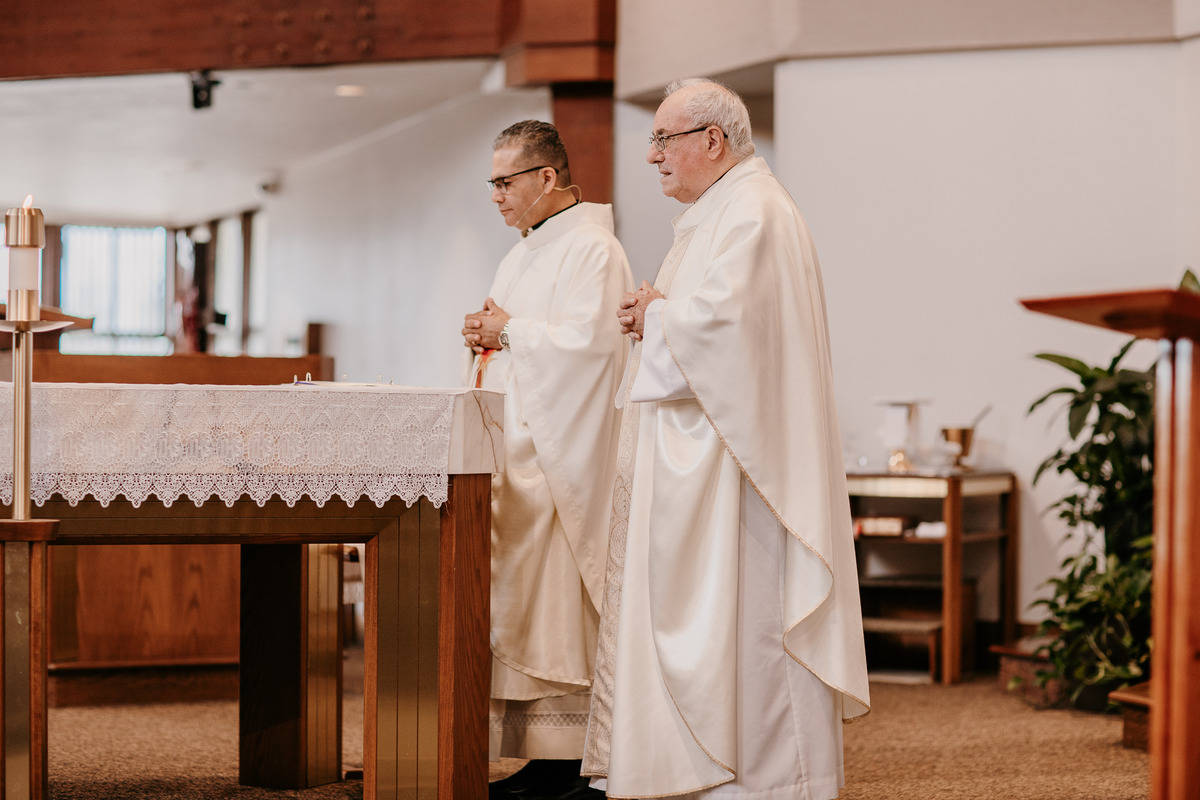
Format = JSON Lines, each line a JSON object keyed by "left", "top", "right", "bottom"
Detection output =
{"left": 500, "top": 331, "right": 510, "bottom": 349}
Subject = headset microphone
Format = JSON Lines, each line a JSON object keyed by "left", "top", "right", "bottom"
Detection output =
{"left": 516, "top": 185, "right": 584, "bottom": 237}
{"left": 515, "top": 193, "right": 545, "bottom": 235}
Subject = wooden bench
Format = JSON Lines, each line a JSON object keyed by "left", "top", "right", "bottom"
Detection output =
{"left": 1109, "top": 681, "right": 1151, "bottom": 751}
{"left": 862, "top": 616, "right": 942, "bottom": 683}
{"left": 990, "top": 636, "right": 1064, "bottom": 708}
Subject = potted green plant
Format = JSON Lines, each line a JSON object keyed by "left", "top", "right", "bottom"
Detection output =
{"left": 1026, "top": 333, "right": 1155, "bottom": 709}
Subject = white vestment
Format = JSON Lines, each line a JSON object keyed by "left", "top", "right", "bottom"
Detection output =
{"left": 471, "top": 202, "right": 633, "bottom": 759}
{"left": 583, "top": 158, "right": 870, "bottom": 798}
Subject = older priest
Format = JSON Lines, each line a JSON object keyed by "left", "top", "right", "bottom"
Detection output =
{"left": 463, "top": 120, "right": 633, "bottom": 798}
{"left": 583, "top": 80, "right": 870, "bottom": 799}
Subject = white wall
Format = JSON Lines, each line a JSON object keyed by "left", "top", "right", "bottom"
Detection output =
{"left": 773, "top": 43, "right": 1182, "bottom": 620}
{"left": 1180, "top": 38, "right": 1200, "bottom": 266}
{"left": 612, "top": 100, "right": 678, "bottom": 283}
{"left": 255, "top": 86, "right": 552, "bottom": 386}
{"left": 616, "top": 0, "right": 1175, "bottom": 100}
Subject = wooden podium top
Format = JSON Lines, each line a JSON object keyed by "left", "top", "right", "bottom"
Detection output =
{"left": 1021, "top": 288, "right": 1200, "bottom": 341}
{"left": 0, "top": 351, "right": 334, "bottom": 385}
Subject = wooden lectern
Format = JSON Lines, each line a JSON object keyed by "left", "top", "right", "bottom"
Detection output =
{"left": 1022, "top": 288, "right": 1200, "bottom": 800}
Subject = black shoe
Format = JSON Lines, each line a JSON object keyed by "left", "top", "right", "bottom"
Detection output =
{"left": 548, "top": 776, "right": 606, "bottom": 799}
{"left": 489, "top": 781, "right": 530, "bottom": 799}
{"left": 508, "top": 772, "right": 605, "bottom": 800}
{"left": 489, "top": 760, "right": 585, "bottom": 798}
{"left": 489, "top": 761, "right": 537, "bottom": 798}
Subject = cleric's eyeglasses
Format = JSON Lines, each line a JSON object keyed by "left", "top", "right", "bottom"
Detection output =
{"left": 648, "top": 126, "right": 720, "bottom": 152}
{"left": 486, "top": 165, "right": 553, "bottom": 194}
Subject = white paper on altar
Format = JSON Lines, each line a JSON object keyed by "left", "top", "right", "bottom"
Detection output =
{"left": 0, "top": 382, "right": 484, "bottom": 508}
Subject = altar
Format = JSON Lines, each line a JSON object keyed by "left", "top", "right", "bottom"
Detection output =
{"left": 0, "top": 382, "right": 504, "bottom": 800}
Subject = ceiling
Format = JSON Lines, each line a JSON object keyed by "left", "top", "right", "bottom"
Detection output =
{"left": 0, "top": 59, "right": 496, "bottom": 227}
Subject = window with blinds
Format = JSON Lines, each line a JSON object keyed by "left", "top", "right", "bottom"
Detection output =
{"left": 58, "top": 225, "right": 172, "bottom": 355}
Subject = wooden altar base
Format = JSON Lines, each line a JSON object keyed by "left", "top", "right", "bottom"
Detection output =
{"left": 0, "top": 475, "right": 490, "bottom": 800}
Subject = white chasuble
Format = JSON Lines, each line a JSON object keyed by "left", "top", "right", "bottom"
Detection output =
{"left": 584, "top": 158, "right": 869, "bottom": 798}
{"left": 470, "top": 202, "right": 633, "bottom": 758}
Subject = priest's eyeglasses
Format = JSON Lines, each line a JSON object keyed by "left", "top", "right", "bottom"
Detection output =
{"left": 486, "top": 165, "right": 553, "bottom": 193}
{"left": 649, "top": 126, "right": 719, "bottom": 152}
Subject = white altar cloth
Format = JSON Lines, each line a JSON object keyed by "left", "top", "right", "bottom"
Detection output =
{"left": 0, "top": 382, "right": 487, "bottom": 509}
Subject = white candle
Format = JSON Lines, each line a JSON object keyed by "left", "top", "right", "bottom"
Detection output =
{"left": 5, "top": 195, "right": 43, "bottom": 292}
{"left": 7, "top": 247, "right": 39, "bottom": 290}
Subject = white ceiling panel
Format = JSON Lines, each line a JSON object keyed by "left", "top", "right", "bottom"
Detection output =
{"left": 0, "top": 59, "right": 495, "bottom": 227}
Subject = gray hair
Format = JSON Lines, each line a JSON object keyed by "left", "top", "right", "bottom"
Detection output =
{"left": 664, "top": 78, "right": 755, "bottom": 159}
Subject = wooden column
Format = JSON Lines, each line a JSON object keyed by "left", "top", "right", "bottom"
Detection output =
{"left": 1151, "top": 337, "right": 1176, "bottom": 799}
{"left": 1157, "top": 339, "right": 1200, "bottom": 799}
{"left": 1022, "top": 288, "right": 1200, "bottom": 800}
{"left": 504, "top": 0, "right": 616, "bottom": 204}
{"left": 552, "top": 84, "right": 615, "bottom": 204}
{"left": 0, "top": 519, "right": 57, "bottom": 800}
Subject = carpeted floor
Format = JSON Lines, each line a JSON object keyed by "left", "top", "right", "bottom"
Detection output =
{"left": 840, "top": 678, "right": 1147, "bottom": 800}
{"left": 49, "top": 696, "right": 364, "bottom": 800}
{"left": 46, "top": 674, "right": 1147, "bottom": 799}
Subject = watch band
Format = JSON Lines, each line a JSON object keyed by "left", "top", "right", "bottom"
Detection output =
{"left": 499, "top": 321, "right": 512, "bottom": 350}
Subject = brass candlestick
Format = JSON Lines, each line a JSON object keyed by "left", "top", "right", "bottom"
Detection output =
{"left": 0, "top": 197, "right": 70, "bottom": 800}
{"left": 2, "top": 199, "right": 70, "bottom": 521}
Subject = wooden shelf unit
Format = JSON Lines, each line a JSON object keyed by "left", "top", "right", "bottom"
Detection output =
{"left": 850, "top": 470, "right": 1019, "bottom": 684}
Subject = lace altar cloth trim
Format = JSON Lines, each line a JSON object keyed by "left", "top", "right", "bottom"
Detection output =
{"left": 0, "top": 382, "right": 459, "bottom": 508}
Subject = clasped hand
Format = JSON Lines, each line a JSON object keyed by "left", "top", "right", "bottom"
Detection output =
{"left": 462, "top": 297, "right": 511, "bottom": 354}
{"left": 617, "top": 281, "right": 664, "bottom": 341}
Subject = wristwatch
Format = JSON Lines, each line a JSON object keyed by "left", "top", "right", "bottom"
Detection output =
{"left": 499, "top": 321, "right": 512, "bottom": 350}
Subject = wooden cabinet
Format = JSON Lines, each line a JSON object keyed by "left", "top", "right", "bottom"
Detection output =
{"left": 848, "top": 470, "right": 1018, "bottom": 684}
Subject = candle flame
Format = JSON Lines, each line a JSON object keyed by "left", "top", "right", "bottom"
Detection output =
{"left": 22, "top": 194, "right": 32, "bottom": 209}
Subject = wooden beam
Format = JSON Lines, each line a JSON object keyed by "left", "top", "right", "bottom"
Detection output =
{"left": 505, "top": 44, "right": 613, "bottom": 86}
{"left": 501, "top": 0, "right": 614, "bottom": 46}
{"left": 0, "top": 352, "right": 333, "bottom": 385}
{"left": 0, "top": 0, "right": 503, "bottom": 81}
{"left": 502, "top": 0, "right": 615, "bottom": 87}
